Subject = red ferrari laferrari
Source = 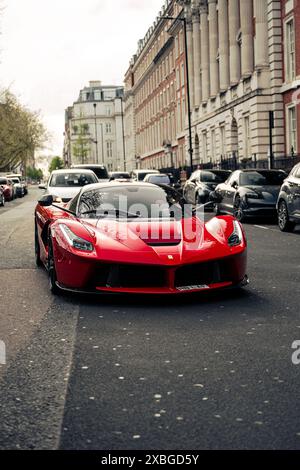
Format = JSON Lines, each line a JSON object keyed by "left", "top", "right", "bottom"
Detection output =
{"left": 34, "top": 182, "right": 248, "bottom": 295}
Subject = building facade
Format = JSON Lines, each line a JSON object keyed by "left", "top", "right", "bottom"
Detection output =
{"left": 124, "top": 1, "right": 187, "bottom": 171}
{"left": 64, "top": 81, "right": 125, "bottom": 171}
{"left": 281, "top": 0, "right": 300, "bottom": 156}
{"left": 125, "top": 0, "right": 289, "bottom": 171}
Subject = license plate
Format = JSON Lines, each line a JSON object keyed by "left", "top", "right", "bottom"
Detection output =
{"left": 176, "top": 285, "right": 210, "bottom": 292}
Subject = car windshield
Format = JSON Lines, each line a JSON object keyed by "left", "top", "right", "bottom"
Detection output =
{"left": 89, "top": 168, "right": 108, "bottom": 179}
{"left": 240, "top": 171, "right": 286, "bottom": 186}
{"left": 0, "top": 178, "right": 8, "bottom": 185}
{"left": 111, "top": 173, "right": 130, "bottom": 179}
{"left": 11, "top": 178, "right": 20, "bottom": 183}
{"left": 49, "top": 172, "right": 96, "bottom": 187}
{"left": 147, "top": 175, "right": 171, "bottom": 185}
{"left": 137, "top": 172, "right": 158, "bottom": 181}
{"left": 78, "top": 185, "right": 174, "bottom": 219}
{"left": 200, "top": 171, "right": 230, "bottom": 183}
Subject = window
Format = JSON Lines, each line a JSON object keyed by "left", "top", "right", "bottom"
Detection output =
{"left": 287, "top": 106, "right": 297, "bottom": 153}
{"left": 211, "top": 129, "right": 216, "bottom": 159}
{"left": 106, "top": 107, "right": 111, "bottom": 116}
{"left": 107, "top": 141, "right": 113, "bottom": 158}
{"left": 106, "top": 123, "right": 112, "bottom": 134}
{"left": 244, "top": 116, "right": 251, "bottom": 158}
{"left": 220, "top": 125, "right": 226, "bottom": 157}
{"left": 202, "top": 131, "right": 207, "bottom": 162}
{"left": 286, "top": 19, "right": 296, "bottom": 82}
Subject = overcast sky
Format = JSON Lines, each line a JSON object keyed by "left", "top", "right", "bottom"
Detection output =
{"left": 0, "top": 0, "right": 163, "bottom": 155}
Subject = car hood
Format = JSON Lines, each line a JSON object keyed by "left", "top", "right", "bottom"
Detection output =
{"left": 244, "top": 185, "right": 280, "bottom": 200}
{"left": 46, "top": 187, "right": 82, "bottom": 201}
{"left": 78, "top": 216, "right": 243, "bottom": 265}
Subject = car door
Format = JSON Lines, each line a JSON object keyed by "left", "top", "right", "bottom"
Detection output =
{"left": 220, "top": 171, "right": 239, "bottom": 213}
{"left": 292, "top": 165, "right": 300, "bottom": 219}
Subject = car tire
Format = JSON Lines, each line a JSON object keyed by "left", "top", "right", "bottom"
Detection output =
{"left": 0, "top": 194, "right": 4, "bottom": 207}
{"left": 233, "top": 196, "right": 246, "bottom": 222}
{"left": 47, "top": 237, "right": 61, "bottom": 295}
{"left": 278, "top": 200, "right": 295, "bottom": 232}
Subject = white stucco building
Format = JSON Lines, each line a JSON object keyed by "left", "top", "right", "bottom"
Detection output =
{"left": 64, "top": 81, "right": 125, "bottom": 171}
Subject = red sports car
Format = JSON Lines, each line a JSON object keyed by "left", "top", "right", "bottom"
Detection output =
{"left": 35, "top": 182, "right": 248, "bottom": 295}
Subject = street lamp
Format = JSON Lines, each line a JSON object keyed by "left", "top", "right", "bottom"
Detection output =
{"left": 161, "top": 15, "right": 193, "bottom": 174}
{"left": 93, "top": 103, "right": 99, "bottom": 164}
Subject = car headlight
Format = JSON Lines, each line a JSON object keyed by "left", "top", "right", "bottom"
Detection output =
{"left": 228, "top": 220, "right": 243, "bottom": 247}
{"left": 245, "top": 192, "right": 262, "bottom": 199}
{"left": 59, "top": 224, "right": 94, "bottom": 252}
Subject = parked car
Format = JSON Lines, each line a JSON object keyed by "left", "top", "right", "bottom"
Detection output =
{"left": 35, "top": 181, "right": 248, "bottom": 295}
{"left": 212, "top": 169, "right": 287, "bottom": 222}
{"left": 131, "top": 169, "right": 160, "bottom": 181}
{"left": 39, "top": 169, "right": 99, "bottom": 202}
{"left": 109, "top": 171, "right": 131, "bottom": 181}
{"left": 0, "top": 186, "right": 5, "bottom": 207}
{"left": 0, "top": 177, "right": 14, "bottom": 201}
{"left": 277, "top": 163, "right": 300, "bottom": 232}
{"left": 71, "top": 164, "right": 109, "bottom": 182}
{"left": 183, "top": 170, "right": 232, "bottom": 206}
{"left": 7, "top": 176, "right": 25, "bottom": 198}
{"left": 6, "top": 174, "right": 28, "bottom": 195}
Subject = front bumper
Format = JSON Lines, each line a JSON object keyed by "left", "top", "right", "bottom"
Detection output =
{"left": 55, "top": 250, "right": 248, "bottom": 295}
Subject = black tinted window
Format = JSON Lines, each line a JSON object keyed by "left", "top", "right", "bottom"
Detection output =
{"left": 200, "top": 171, "right": 230, "bottom": 183}
{"left": 240, "top": 171, "right": 286, "bottom": 186}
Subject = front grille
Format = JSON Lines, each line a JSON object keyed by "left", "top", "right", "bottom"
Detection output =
{"left": 92, "top": 263, "right": 166, "bottom": 288}
{"left": 175, "top": 258, "right": 233, "bottom": 288}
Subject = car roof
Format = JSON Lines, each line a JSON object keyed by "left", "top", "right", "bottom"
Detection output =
{"left": 50, "top": 169, "right": 96, "bottom": 175}
{"left": 71, "top": 164, "right": 106, "bottom": 169}
{"left": 237, "top": 169, "right": 286, "bottom": 173}
{"left": 132, "top": 169, "right": 159, "bottom": 173}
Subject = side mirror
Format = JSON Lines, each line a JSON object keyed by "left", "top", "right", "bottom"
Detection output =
{"left": 39, "top": 184, "right": 46, "bottom": 190}
{"left": 232, "top": 182, "right": 238, "bottom": 189}
{"left": 38, "top": 195, "right": 53, "bottom": 206}
{"left": 209, "top": 191, "right": 222, "bottom": 203}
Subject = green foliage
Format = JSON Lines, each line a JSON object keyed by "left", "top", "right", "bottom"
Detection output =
{"left": 26, "top": 166, "right": 43, "bottom": 181}
{"left": 72, "top": 123, "right": 91, "bottom": 164}
{"left": 0, "top": 89, "right": 48, "bottom": 171}
{"left": 49, "top": 156, "right": 64, "bottom": 173}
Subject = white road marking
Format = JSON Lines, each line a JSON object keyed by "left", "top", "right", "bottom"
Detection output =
{"left": 254, "top": 225, "right": 269, "bottom": 230}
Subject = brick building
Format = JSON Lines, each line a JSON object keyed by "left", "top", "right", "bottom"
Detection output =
{"left": 281, "top": 0, "right": 300, "bottom": 156}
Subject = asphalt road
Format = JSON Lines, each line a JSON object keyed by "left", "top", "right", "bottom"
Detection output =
{"left": 0, "top": 187, "right": 300, "bottom": 450}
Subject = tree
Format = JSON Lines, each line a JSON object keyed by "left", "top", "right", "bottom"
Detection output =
{"left": 72, "top": 123, "right": 91, "bottom": 164}
{"left": 0, "top": 89, "right": 48, "bottom": 172}
{"left": 49, "top": 156, "right": 64, "bottom": 173}
{"left": 26, "top": 166, "right": 43, "bottom": 182}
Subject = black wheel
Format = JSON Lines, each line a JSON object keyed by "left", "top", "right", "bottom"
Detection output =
{"left": 196, "top": 192, "right": 203, "bottom": 206}
{"left": 278, "top": 200, "right": 295, "bottom": 232}
{"left": 47, "top": 237, "right": 61, "bottom": 295}
{"left": 233, "top": 196, "right": 246, "bottom": 222}
{"left": 0, "top": 194, "right": 5, "bottom": 207}
{"left": 34, "top": 222, "right": 42, "bottom": 267}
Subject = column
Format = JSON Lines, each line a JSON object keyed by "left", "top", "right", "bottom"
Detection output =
{"left": 186, "top": 6, "right": 195, "bottom": 108}
{"left": 200, "top": 3, "right": 210, "bottom": 102}
{"left": 218, "top": 0, "right": 230, "bottom": 91}
{"left": 228, "top": 0, "right": 241, "bottom": 85}
{"left": 240, "top": 0, "right": 254, "bottom": 78}
{"left": 208, "top": 0, "right": 219, "bottom": 97}
{"left": 192, "top": 7, "right": 202, "bottom": 107}
{"left": 254, "top": 0, "right": 269, "bottom": 68}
